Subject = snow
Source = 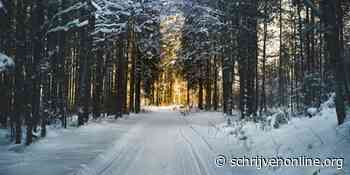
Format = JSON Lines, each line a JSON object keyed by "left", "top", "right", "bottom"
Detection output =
{"left": 0, "top": 101, "right": 349, "bottom": 175}
{"left": 307, "top": 107, "right": 318, "bottom": 116}
{"left": 91, "top": 0, "right": 102, "bottom": 11}
{"left": 52, "top": 2, "right": 87, "bottom": 21}
{"left": 47, "top": 19, "right": 89, "bottom": 34}
{"left": 78, "top": 20, "right": 89, "bottom": 27}
{"left": 0, "top": 116, "right": 142, "bottom": 175}
{"left": 0, "top": 0, "right": 5, "bottom": 14}
{"left": 0, "top": 53, "right": 15, "bottom": 72}
{"left": 0, "top": 129, "right": 10, "bottom": 145}
{"left": 74, "top": 108, "right": 224, "bottom": 175}
{"left": 0, "top": 0, "right": 4, "bottom": 12}
{"left": 205, "top": 97, "right": 349, "bottom": 175}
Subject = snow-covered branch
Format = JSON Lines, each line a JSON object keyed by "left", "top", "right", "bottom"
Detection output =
{"left": 0, "top": 53, "right": 15, "bottom": 73}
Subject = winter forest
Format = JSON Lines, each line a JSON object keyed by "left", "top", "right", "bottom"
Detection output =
{"left": 0, "top": 0, "right": 350, "bottom": 175}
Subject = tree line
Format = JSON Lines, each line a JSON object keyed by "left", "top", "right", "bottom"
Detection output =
{"left": 179, "top": 0, "right": 350, "bottom": 124}
{"left": 0, "top": 0, "right": 349, "bottom": 146}
{"left": 0, "top": 0, "right": 161, "bottom": 145}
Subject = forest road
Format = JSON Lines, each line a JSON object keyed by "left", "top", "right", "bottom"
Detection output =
{"left": 75, "top": 108, "right": 226, "bottom": 175}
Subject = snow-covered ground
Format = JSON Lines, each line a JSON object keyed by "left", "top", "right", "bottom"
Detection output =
{"left": 0, "top": 115, "right": 143, "bottom": 175}
{"left": 0, "top": 103, "right": 349, "bottom": 175}
{"left": 190, "top": 108, "right": 350, "bottom": 175}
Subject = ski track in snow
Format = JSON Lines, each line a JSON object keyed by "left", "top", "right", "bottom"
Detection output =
{"left": 179, "top": 128, "right": 210, "bottom": 175}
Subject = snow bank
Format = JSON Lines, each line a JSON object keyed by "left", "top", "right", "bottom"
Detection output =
{"left": 200, "top": 96, "right": 349, "bottom": 175}
{"left": 175, "top": 94, "right": 348, "bottom": 175}
{"left": 0, "top": 128, "right": 10, "bottom": 145}
{"left": 0, "top": 116, "right": 142, "bottom": 175}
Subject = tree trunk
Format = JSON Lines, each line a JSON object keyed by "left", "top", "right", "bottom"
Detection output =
{"left": 78, "top": 26, "right": 89, "bottom": 126}
{"left": 222, "top": 55, "right": 232, "bottom": 115}
{"left": 205, "top": 58, "right": 211, "bottom": 110}
{"left": 116, "top": 41, "right": 126, "bottom": 118}
{"left": 14, "top": 0, "right": 26, "bottom": 144}
{"left": 320, "top": 0, "right": 346, "bottom": 125}
{"left": 129, "top": 39, "right": 136, "bottom": 113}
{"left": 134, "top": 50, "right": 141, "bottom": 113}
{"left": 198, "top": 69, "right": 204, "bottom": 110}
{"left": 261, "top": 1, "right": 268, "bottom": 113}
{"left": 213, "top": 56, "right": 218, "bottom": 111}
{"left": 187, "top": 81, "right": 190, "bottom": 106}
{"left": 93, "top": 46, "right": 104, "bottom": 119}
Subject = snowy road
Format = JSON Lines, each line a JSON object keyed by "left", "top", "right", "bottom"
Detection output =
{"left": 1, "top": 107, "right": 347, "bottom": 175}
{"left": 0, "top": 108, "right": 227, "bottom": 175}
{"left": 75, "top": 108, "right": 225, "bottom": 175}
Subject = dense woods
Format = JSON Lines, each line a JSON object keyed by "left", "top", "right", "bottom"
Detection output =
{"left": 179, "top": 0, "right": 350, "bottom": 123}
{"left": 0, "top": 0, "right": 162, "bottom": 145}
{"left": 0, "top": 0, "right": 349, "bottom": 146}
